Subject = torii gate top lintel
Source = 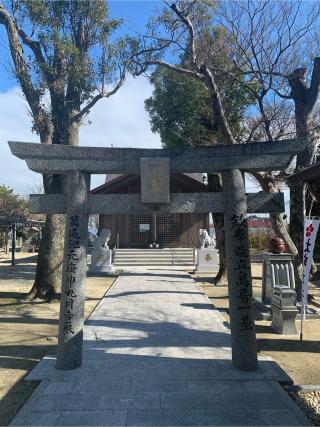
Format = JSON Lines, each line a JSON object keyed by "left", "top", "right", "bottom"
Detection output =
{"left": 8, "top": 138, "right": 306, "bottom": 174}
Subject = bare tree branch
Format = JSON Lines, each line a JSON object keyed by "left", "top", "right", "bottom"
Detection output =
{"left": 169, "top": 2, "right": 197, "bottom": 67}
{"left": 200, "top": 64, "right": 236, "bottom": 145}
{"left": 17, "top": 27, "right": 52, "bottom": 83}
{"left": 143, "top": 59, "right": 203, "bottom": 80}
{"left": 308, "top": 56, "right": 320, "bottom": 109}
{"left": 72, "top": 71, "right": 126, "bottom": 122}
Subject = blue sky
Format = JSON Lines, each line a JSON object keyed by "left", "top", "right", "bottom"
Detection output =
{"left": 0, "top": 1, "right": 163, "bottom": 194}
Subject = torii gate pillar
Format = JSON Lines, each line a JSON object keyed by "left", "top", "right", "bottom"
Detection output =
{"left": 56, "top": 171, "right": 90, "bottom": 370}
{"left": 222, "top": 169, "right": 258, "bottom": 370}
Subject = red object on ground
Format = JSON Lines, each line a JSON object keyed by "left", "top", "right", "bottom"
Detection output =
{"left": 269, "top": 237, "right": 286, "bottom": 253}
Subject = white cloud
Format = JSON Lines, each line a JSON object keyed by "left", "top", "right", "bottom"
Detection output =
{"left": 80, "top": 76, "right": 161, "bottom": 149}
{"left": 0, "top": 76, "right": 161, "bottom": 195}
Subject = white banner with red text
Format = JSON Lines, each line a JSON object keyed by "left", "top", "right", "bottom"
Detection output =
{"left": 302, "top": 219, "right": 320, "bottom": 320}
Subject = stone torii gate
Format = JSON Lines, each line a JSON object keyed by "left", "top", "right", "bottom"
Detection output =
{"left": 9, "top": 139, "right": 305, "bottom": 372}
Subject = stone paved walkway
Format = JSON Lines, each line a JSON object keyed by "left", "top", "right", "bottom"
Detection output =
{"left": 11, "top": 270, "right": 310, "bottom": 426}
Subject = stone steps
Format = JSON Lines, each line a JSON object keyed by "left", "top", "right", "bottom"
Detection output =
{"left": 113, "top": 248, "right": 195, "bottom": 266}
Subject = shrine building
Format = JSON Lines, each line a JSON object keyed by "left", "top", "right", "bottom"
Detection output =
{"left": 90, "top": 173, "right": 209, "bottom": 248}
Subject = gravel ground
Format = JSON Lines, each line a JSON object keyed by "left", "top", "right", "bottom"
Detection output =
{"left": 288, "top": 391, "right": 320, "bottom": 426}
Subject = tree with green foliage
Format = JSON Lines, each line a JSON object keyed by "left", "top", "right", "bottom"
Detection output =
{"left": 140, "top": 7, "right": 254, "bottom": 283}
{"left": 0, "top": 185, "right": 28, "bottom": 250}
{"left": 132, "top": 0, "right": 320, "bottom": 292}
{"left": 0, "top": 0, "right": 128, "bottom": 300}
{"left": 145, "top": 64, "right": 254, "bottom": 283}
{"left": 145, "top": 65, "right": 252, "bottom": 149}
{"left": 146, "top": 68, "right": 216, "bottom": 149}
{"left": 0, "top": 185, "right": 28, "bottom": 218}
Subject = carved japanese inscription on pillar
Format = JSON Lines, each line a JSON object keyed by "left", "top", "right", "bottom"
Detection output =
{"left": 64, "top": 214, "right": 80, "bottom": 335}
{"left": 56, "top": 172, "right": 89, "bottom": 370}
{"left": 230, "top": 213, "right": 254, "bottom": 332}
{"left": 222, "top": 169, "right": 258, "bottom": 371}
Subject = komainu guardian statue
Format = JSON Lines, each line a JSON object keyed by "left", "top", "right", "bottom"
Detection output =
{"left": 199, "top": 229, "right": 216, "bottom": 248}
{"left": 90, "top": 229, "right": 112, "bottom": 273}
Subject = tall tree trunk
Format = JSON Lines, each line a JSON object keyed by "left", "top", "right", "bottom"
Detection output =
{"left": 289, "top": 183, "right": 305, "bottom": 255}
{"left": 270, "top": 211, "right": 304, "bottom": 299}
{"left": 289, "top": 135, "right": 317, "bottom": 249}
{"left": 202, "top": 66, "right": 235, "bottom": 285}
{"left": 26, "top": 119, "right": 81, "bottom": 301}
{"left": 288, "top": 64, "right": 320, "bottom": 288}
{"left": 289, "top": 103, "right": 312, "bottom": 258}
{"left": 26, "top": 214, "right": 65, "bottom": 300}
{"left": 26, "top": 172, "right": 65, "bottom": 301}
{"left": 251, "top": 171, "right": 304, "bottom": 299}
{"left": 208, "top": 174, "right": 227, "bottom": 284}
{"left": 289, "top": 143, "right": 316, "bottom": 296}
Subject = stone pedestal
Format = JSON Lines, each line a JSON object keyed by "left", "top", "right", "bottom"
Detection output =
{"left": 196, "top": 248, "right": 219, "bottom": 273}
{"left": 91, "top": 247, "right": 112, "bottom": 273}
{"left": 262, "top": 253, "right": 295, "bottom": 305}
{"left": 90, "top": 229, "right": 112, "bottom": 273}
{"left": 271, "top": 287, "right": 298, "bottom": 335}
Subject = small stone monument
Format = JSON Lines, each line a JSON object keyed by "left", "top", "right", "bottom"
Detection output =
{"left": 90, "top": 229, "right": 112, "bottom": 273}
{"left": 271, "top": 287, "right": 298, "bottom": 335}
{"left": 262, "top": 252, "right": 295, "bottom": 305}
{"left": 195, "top": 229, "right": 219, "bottom": 273}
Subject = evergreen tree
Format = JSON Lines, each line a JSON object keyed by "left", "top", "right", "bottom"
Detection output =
{"left": 0, "top": 0, "right": 129, "bottom": 299}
